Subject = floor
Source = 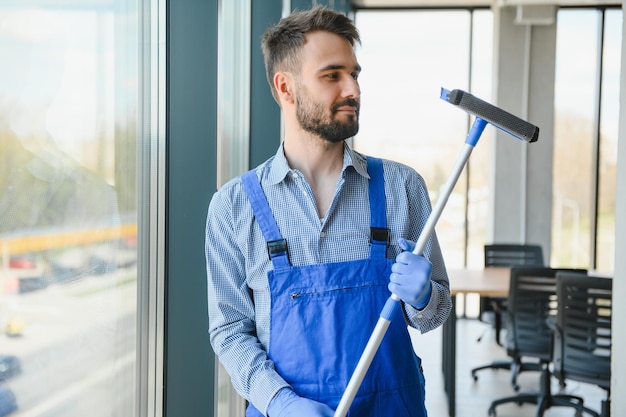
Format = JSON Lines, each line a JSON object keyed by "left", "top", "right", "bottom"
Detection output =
{"left": 410, "top": 313, "right": 609, "bottom": 417}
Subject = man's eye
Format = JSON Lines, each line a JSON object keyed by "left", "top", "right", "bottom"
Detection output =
{"left": 352, "top": 73, "right": 359, "bottom": 80}
{"left": 326, "top": 73, "right": 339, "bottom": 80}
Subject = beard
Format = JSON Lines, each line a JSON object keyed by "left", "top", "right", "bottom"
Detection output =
{"left": 295, "top": 87, "right": 359, "bottom": 143}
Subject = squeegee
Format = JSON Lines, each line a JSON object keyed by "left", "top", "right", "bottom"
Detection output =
{"left": 333, "top": 88, "right": 539, "bottom": 417}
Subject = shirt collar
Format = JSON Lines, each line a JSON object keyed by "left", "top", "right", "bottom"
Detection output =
{"left": 267, "top": 141, "right": 370, "bottom": 185}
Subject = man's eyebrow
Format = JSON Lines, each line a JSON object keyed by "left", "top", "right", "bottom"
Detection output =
{"left": 319, "top": 64, "right": 362, "bottom": 72}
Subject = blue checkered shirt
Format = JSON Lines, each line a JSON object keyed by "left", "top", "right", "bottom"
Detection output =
{"left": 205, "top": 143, "right": 451, "bottom": 414}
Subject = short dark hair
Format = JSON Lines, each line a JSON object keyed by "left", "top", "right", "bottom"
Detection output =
{"left": 260, "top": 6, "right": 360, "bottom": 102}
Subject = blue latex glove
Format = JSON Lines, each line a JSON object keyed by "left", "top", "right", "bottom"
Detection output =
{"left": 267, "top": 388, "right": 334, "bottom": 417}
{"left": 389, "top": 238, "right": 433, "bottom": 309}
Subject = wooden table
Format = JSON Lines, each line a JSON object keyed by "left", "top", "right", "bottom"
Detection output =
{"left": 442, "top": 267, "right": 510, "bottom": 417}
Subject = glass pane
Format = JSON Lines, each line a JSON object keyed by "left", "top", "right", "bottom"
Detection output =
{"left": 354, "top": 9, "right": 493, "bottom": 270}
{"left": 596, "top": 9, "right": 621, "bottom": 273}
{"left": 0, "top": 3, "right": 138, "bottom": 416}
{"left": 552, "top": 10, "right": 598, "bottom": 269}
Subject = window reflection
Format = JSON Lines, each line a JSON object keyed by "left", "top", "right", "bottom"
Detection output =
{"left": 0, "top": 3, "right": 137, "bottom": 416}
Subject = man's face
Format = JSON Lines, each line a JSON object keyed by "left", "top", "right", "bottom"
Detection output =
{"left": 293, "top": 31, "right": 361, "bottom": 143}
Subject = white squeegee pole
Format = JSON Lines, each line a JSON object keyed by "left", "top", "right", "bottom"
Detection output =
{"left": 412, "top": 142, "right": 475, "bottom": 256}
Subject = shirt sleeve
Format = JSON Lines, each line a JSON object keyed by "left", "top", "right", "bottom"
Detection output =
{"left": 205, "top": 184, "right": 289, "bottom": 414}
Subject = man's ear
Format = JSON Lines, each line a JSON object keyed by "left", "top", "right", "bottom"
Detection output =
{"left": 274, "top": 72, "right": 295, "bottom": 105}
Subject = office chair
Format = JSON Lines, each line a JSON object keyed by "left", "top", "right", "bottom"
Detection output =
{"left": 549, "top": 272, "right": 612, "bottom": 417}
{"left": 471, "top": 244, "right": 545, "bottom": 391}
{"left": 487, "top": 267, "right": 587, "bottom": 417}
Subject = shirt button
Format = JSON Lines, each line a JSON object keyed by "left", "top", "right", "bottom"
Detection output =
{"left": 292, "top": 173, "right": 299, "bottom": 179}
{"left": 320, "top": 232, "right": 326, "bottom": 238}
{"left": 417, "top": 313, "right": 423, "bottom": 318}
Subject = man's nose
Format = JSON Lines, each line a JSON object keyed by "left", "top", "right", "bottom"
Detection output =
{"left": 343, "top": 77, "right": 360, "bottom": 99}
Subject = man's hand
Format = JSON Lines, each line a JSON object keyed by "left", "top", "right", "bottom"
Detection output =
{"left": 267, "top": 388, "right": 334, "bottom": 417}
{"left": 389, "top": 238, "right": 433, "bottom": 309}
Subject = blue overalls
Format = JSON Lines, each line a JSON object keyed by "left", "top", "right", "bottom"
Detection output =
{"left": 241, "top": 157, "right": 427, "bottom": 417}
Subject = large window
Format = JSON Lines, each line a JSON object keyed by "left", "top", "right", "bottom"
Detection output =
{"left": 355, "top": 9, "right": 494, "bottom": 270}
{"left": 0, "top": 2, "right": 141, "bottom": 415}
{"left": 552, "top": 8, "right": 621, "bottom": 273}
{"left": 356, "top": 7, "right": 621, "bottom": 276}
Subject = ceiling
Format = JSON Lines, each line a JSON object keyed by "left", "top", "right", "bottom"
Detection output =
{"left": 351, "top": 0, "right": 622, "bottom": 8}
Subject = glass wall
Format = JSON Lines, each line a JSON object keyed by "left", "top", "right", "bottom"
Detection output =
{"left": 355, "top": 9, "right": 493, "bottom": 271}
{"left": 552, "top": 8, "right": 621, "bottom": 273}
{"left": 0, "top": 1, "right": 139, "bottom": 415}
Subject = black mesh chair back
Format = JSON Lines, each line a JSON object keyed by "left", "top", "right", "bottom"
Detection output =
{"left": 505, "top": 267, "right": 557, "bottom": 361}
{"left": 488, "top": 267, "right": 588, "bottom": 417}
{"left": 552, "top": 272, "right": 612, "bottom": 417}
{"left": 471, "top": 244, "right": 546, "bottom": 391}
{"left": 484, "top": 243, "right": 544, "bottom": 267}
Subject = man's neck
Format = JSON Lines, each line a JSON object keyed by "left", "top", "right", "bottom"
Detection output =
{"left": 282, "top": 132, "right": 345, "bottom": 219}
{"left": 282, "top": 132, "right": 344, "bottom": 180}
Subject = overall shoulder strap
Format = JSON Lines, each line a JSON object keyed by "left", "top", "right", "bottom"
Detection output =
{"left": 241, "top": 171, "right": 290, "bottom": 269}
{"left": 366, "top": 157, "right": 389, "bottom": 259}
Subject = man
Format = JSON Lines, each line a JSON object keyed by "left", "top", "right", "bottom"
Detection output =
{"left": 206, "top": 6, "right": 451, "bottom": 417}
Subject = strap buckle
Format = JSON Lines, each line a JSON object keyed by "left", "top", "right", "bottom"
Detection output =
{"left": 267, "top": 238, "right": 289, "bottom": 260}
{"left": 370, "top": 227, "right": 390, "bottom": 246}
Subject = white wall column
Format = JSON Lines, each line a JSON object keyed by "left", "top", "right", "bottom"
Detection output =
{"left": 490, "top": 5, "right": 556, "bottom": 258}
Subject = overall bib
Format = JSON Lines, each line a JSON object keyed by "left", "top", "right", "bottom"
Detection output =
{"left": 242, "top": 157, "right": 427, "bottom": 417}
